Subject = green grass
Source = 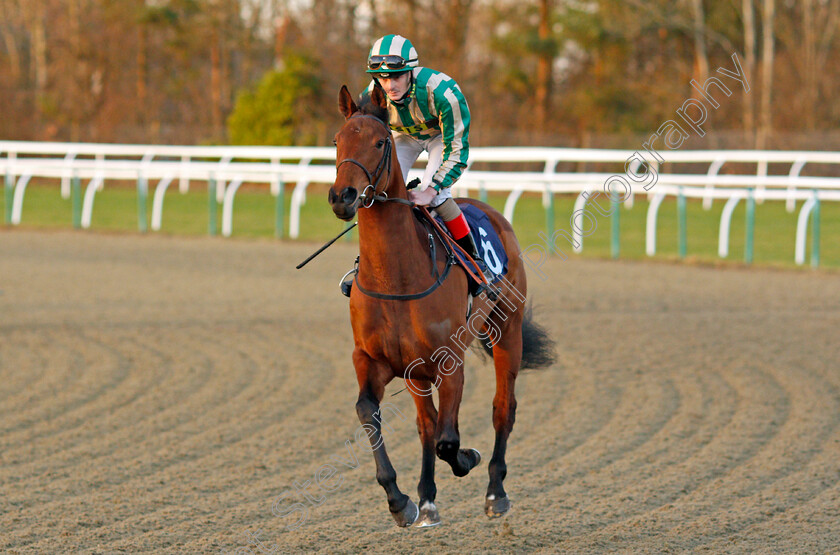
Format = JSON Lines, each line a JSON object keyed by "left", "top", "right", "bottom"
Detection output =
{"left": 493, "top": 190, "right": 839, "bottom": 269}
{"left": 3, "top": 181, "right": 838, "bottom": 270}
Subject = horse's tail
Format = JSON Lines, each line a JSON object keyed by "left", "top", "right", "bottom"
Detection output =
{"left": 520, "top": 304, "right": 557, "bottom": 369}
{"left": 476, "top": 303, "right": 556, "bottom": 370}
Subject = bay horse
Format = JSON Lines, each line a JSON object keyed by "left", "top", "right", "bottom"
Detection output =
{"left": 328, "top": 83, "right": 555, "bottom": 527}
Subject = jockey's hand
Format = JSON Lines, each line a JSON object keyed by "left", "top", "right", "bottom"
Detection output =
{"left": 408, "top": 186, "right": 439, "bottom": 206}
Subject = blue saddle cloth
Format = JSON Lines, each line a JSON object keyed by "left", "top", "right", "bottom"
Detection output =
{"left": 435, "top": 203, "right": 509, "bottom": 285}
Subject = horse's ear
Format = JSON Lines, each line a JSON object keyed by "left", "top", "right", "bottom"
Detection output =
{"left": 338, "top": 85, "right": 358, "bottom": 119}
{"left": 371, "top": 83, "right": 388, "bottom": 110}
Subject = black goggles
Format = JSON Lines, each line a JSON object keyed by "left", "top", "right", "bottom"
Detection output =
{"left": 367, "top": 55, "right": 414, "bottom": 71}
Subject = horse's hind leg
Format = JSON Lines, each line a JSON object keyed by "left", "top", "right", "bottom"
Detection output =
{"left": 353, "top": 350, "right": 418, "bottom": 527}
{"left": 435, "top": 367, "right": 482, "bottom": 478}
{"left": 409, "top": 383, "right": 441, "bottom": 527}
{"left": 485, "top": 315, "right": 522, "bottom": 517}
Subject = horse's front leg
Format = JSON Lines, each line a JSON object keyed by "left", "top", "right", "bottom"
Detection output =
{"left": 353, "top": 349, "right": 418, "bottom": 527}
{"left": 435, "top": 366, "right": 482, "bottom": 477}
{"left": 408, "top": 381, "right": 441, "bottom": 527}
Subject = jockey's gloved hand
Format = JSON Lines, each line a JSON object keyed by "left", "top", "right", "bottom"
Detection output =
{"left": 406, "top": 178, "right": 421, "bottom": 190}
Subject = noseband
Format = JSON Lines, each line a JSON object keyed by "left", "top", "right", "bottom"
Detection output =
{"left": 336, "top": 114, "right": 413, "bottom": 209}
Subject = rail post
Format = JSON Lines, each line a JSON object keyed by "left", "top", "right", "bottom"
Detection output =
{"left": 611, "top": 191, "right": 620, "bottom": 259}
{"left": 678, "top": 186, "right": 687, "bottom": 259}
{"left": 137, "top": 174, "right": 148, "bottom": 233}
{"left": 343, "top": 220, "right": 355, "bottom": 242}
{"left": 811, "top": 190, "right": 820, "bottom": 268}
{"left": 745, "top": 188, "right": 755, "bottom": 264}
{"left": 208, "top": 176, "right": 218, "bottom": 236}
{"left": 72, "top": 173, "right": 82, "bottom": 229}
{"left": 544, "top": 185, "right": 554, "bottom": 254}
{"left": 274, "top": 178, "right": 285, "bottom": 239}
{"left": 543, "top": 159, "right": 557, "bottom": 254}
{"left": 4, "top": 171, "right": 11, "bottom": 224}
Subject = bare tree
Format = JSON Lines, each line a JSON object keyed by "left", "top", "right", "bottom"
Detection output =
{"left": 29, "top": 0, "right": 48, "bottom": 128}
{"left": 0, "top": 0, "right": 836, "bottom": 145}
{"left": 689, "top": 0, "right": 709, "bottom": 82}
{"left": 443, "top": 0, "right": 473, "bottom": 76}
{"left": 742, "top": 0, "right": 757, "bottom": 143}
{"left": 535, "top": 0, "right": 552, "bottom": 132}
{"left": 758, "top": 0, "right": 774, "bottom": 149}
{"left": 0, "top": 0, "right": 22, "bottom": 84}
{"left": 795, "top": 0, "right": 839, "bottom": 130}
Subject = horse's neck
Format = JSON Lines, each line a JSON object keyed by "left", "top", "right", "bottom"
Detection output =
{"left": 357, "top": 184, "right": 426, "bottom": 285}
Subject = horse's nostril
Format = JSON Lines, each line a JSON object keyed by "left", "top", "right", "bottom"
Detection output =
{"left": 341, "top": 187, "right": 358, "bottom": 204}
{"left": 328, "top": 188, "right": 338, "bottom": 204}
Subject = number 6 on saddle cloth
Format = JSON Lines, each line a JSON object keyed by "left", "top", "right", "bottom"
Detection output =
{"left": 434, "top": 203, "right": 508, "bottom": 285}
{"left": 404, "top": 178, "right": 508, "bottom": 290}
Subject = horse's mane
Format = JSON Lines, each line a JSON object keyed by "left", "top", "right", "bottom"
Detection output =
{"left": 358, "top": 88, "right": 389, "bottom": 126}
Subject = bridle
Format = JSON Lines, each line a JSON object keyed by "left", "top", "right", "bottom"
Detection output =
{"left": 329, "top": 111, "right": 465, "bottom": 301}
{"left": 302, "top": 92, "right": 496, "bottom": 301}
{"left": 335, "top": 114, "right": 413, "bottom": 209}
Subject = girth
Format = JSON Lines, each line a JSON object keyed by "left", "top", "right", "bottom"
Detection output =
{"left": 352, "top": 209, "right": 456, "bottom": 301}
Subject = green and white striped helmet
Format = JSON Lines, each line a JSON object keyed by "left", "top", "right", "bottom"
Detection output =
{"left": 366, "top": 34, "right": 419, "bottom": 74}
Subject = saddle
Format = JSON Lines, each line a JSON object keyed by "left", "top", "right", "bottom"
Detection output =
{"left": 426, "top": 203, "right": 508, "bottom": 293}
{"left": 340, "top": 203, "right": 505, "bottom": 301}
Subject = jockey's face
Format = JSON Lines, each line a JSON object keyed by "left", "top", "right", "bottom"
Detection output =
{"left": 378, "top": 72, "right": 411, "bottom": 102}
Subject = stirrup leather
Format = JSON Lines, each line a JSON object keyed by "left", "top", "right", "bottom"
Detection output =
{"left": 454, "top": 233, "right": 498, "bottom": 299}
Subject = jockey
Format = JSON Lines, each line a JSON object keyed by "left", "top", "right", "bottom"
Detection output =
{"left": 363, "top": 34, "right": 494, "bottom": 295}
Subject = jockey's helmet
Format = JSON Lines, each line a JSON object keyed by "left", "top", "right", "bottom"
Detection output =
{"left": 367, "top": 35, "right": 418, "bottom": 76}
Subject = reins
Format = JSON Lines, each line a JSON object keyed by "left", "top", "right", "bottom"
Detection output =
{"left": 297, "top": 111, "right": 492, "bottom": 300}
{"left": 417, "top": 206, "right": 491, "bottom": 289}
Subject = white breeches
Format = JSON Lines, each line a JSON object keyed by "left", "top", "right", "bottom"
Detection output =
{"left": 393, "top": 133, "right": 451, "bottom": 208}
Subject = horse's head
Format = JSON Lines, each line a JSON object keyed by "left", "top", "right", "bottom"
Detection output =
{"left": 329, "top": 84, "right": 392, "bottom": 221}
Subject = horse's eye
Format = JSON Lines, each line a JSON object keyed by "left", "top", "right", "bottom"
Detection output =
{"left": 332, "top": 138, "right": 338, "bottom": 146}
{"left": 376, "top": 139, "right": 385, "bottom": 148}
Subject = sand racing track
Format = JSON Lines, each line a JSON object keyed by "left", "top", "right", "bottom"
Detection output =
{"left": 1, "top": 229, "right": 839, "bottom": 553}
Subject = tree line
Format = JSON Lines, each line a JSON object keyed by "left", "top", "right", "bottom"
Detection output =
{"left": 1, "top": 0, "right": 838, "bottom": 148}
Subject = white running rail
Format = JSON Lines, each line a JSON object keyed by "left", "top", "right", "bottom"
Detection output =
{"left": 2, "top": 141, "right": 839, "bottom": 265}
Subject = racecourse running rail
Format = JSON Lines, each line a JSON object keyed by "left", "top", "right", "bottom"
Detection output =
{"left": 2, "top": 141, "right": 839, "bottom": 266}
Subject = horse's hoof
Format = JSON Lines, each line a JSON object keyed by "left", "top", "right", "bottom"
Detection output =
{"left": 484, "top": 494, "right": 511, "bottom": 518}
{"left": 414, "top": 500, "right": 441, "bottom": 527}
{"left": 457, "top": 448, "right": 481, "bottom": 472}
{"left": 391, "top": 498, "right": 419, "bottom": 527}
